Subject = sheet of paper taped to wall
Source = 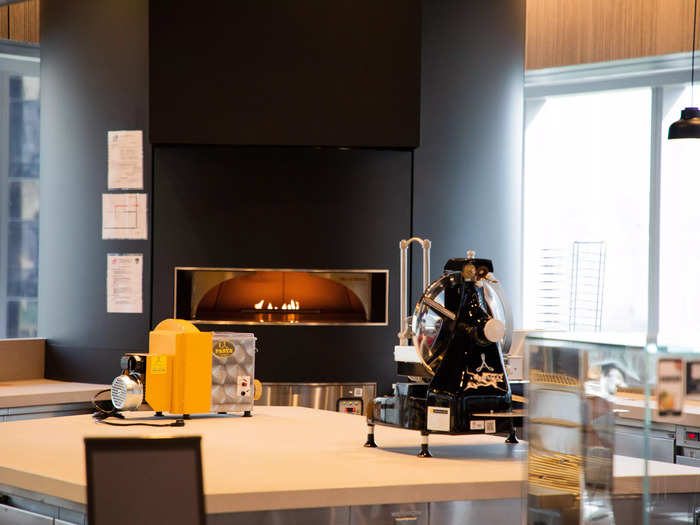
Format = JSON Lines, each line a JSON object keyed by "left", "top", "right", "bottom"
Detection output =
{"left": 108, "top": 130, "right": 143, "bottom": 190}
{"left": 107, "top": 254, "right": 143, "bottom": 314}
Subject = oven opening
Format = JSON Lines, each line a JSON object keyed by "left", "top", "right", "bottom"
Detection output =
{"left": 175, "top": 268, "right": 388, "bottom": 326}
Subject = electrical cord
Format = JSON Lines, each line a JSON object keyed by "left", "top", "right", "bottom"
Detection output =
{"left": 95, "top": 419, "right": 185, "bottom": 428}
{"left": 92, "top": 388, "right": 119, "bottom": 418}
{"left": 91, "top": 388, "right": 186, "bottom": 428}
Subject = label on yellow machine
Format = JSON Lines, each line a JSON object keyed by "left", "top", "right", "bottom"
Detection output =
{"left": 213, "top": 340, "right": 234, "bottom": 356}
{"left": 150, "top": 354, "right": 168, "bottom": 375}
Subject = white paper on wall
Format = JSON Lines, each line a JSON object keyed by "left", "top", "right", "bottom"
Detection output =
{"left": 102, "top": 193, "right": 148, "bottom": 240}
{"left": 107, "top": 254, "right": 143, "bottom": 314}
{"left": 108, "top": 130, "right": 143, "bottom": 190}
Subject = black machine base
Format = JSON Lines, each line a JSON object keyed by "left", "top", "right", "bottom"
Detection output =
{"left": 365, "top": 383, "right": 523, "bottom": 457}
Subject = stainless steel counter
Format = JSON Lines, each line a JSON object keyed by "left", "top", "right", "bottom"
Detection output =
{"left": 255, "top": 382, "right": 376, "bottom": 416}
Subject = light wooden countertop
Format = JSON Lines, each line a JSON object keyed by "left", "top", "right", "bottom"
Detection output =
{"left": 0, "top": 379, "right": 108, "bottom": 409}
{"left": 615, "top": 394, "right": 700, "bottom": 428}
{"left": 0, "top": 406, "right": 698, "bottom": 514}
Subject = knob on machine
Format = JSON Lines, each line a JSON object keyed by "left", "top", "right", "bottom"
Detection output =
{"left": 366, "top": 245, "right": 522, "bottom": 457}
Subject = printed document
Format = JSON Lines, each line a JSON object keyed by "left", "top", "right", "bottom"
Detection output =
{"left": 108, "top": 130, "right": 143, "bottom": 189}
{"left": 102, "top": 193, "right": 148, "bottom": 240}
{"left": 107, "top": 254, "right": 143, "bottom": 313}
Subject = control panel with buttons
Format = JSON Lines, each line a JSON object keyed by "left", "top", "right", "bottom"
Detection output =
{"left": 337, "top": 397, "right": 363, "bottom": 415}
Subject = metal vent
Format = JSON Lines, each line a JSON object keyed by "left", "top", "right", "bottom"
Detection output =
{"left": 111, "top": 374, "right": 143, "bottom": 411}
{"left": 111, "top": 377, "right": 127, "bottom": 408}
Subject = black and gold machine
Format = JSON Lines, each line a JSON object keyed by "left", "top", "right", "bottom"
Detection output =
{"left": 365, "top": 241, "right": 523, "bottom": 457}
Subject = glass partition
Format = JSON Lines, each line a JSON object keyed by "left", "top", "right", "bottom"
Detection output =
{"left": 525, "top": 335, "right": 700, "bottom": 525}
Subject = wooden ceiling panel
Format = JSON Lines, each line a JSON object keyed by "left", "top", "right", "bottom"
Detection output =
{"left": 8, "top": 0, "right": 38, "bottom": 43}
{"left": 0, "top": 6, "right": 8, "bottom": 40}
{"left": 526, "top": 0, "right": 700, "bottom": 70}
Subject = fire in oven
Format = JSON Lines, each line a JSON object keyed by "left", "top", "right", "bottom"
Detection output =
{"left": 174, "top": 268, "right": 388, "bottom": 326}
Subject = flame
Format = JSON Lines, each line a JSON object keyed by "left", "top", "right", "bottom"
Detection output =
{"left": 286, "top": 299, "right": 299, "bottom": 310}
{"left": 253, "top": 299, "right": 300, "bottom": 311}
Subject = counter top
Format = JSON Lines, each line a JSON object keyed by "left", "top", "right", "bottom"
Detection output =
{"left": 0, "top": 406, "right": 698, "bottom": 515}
{"left": 526, "top": 331, "right": 646, "bottom": 348}
{"left": 616, "top": 393, "right": 700, "bottom": 428}
{"left": 0, "top": 379, "right": 108, "bottom": 409}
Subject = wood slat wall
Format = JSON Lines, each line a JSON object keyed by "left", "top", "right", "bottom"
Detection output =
{"left": 0, "top": 6, "right": 9, "bottom": 39}
{"left": 526, "top": 0, "right": 700, "bottom": 70}
{"left": 0, "top": 0, "right": 39, "bottom": 43}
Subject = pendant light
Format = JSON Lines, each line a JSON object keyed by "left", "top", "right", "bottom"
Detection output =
{"left": 669, "top": 0, "right": 700, "bottom": 139}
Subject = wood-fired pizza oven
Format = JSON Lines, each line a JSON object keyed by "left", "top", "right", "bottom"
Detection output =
{"left": 175, "top": 268, "right": 388, "bottom": 326}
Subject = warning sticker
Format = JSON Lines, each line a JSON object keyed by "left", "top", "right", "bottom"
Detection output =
{"left": 470, "top": 420, "right": 485, "bottom": 430}
{"left": 427, "top": 406, "right": 450, "bottom": 431}
{"left": 150, "top": 355, "right": 167, "bottom": 375}
{"left": 485, "top": 419, "right": 496, "bottom": 434}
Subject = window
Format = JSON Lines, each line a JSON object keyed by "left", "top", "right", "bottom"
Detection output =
{"left": 659, "top": 86, "right": 700, "bottom": 348}
{"left": 523, "top": 88, "right": 651, "bottom": 333}
{"left": 0, "top": 44, "right": 40, "bottom": 337}
{"left": 523, "top": 53, "right": 700, "bottom": 349}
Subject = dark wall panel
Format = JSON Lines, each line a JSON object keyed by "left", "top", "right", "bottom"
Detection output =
{"left": 412, "top": 0, "right": 525, "bottom": 324}
{"left": 149, "top": 0, "right": 421, "bottom": 148}
{"left": 37, "top": 0, "right": 524, "bottom": 387}
{"left": 152, "top": 147, "right": 411, "bottom": 394}
{"left": 39, "top": 0, "right": 151, "bottom": 382}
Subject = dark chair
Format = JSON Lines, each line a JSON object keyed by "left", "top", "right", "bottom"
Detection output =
{"left": 84, "top": 436, "right": 205, "bottom": 525}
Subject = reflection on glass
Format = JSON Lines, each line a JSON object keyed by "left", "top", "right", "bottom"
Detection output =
{"left": 527, "top": 341, "right": 616, "bottom": 524}
{"left": 526, "top": 336, "right": 700, "bottom": 524}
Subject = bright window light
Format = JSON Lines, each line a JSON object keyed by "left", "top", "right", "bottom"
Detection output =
{"left": 659, "top": 86, "right": 700, "bottom": 349}
{"left": 523, "top": 88, "right": 651, "bottom": 334}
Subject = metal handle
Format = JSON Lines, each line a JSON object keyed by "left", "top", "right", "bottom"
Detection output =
{"left": 395, "top": 518, "right": 419, "bottom": 524}
{"left": 398, "top": 238, "right": 431, "bottom": 345}
{"left": 424, "top": 296, "right": 455, "bottom": 321}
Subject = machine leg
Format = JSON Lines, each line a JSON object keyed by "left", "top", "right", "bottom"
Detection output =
{"left": 505, "top": 420, "right": 519, "bottom": 444}
{"left": 154, "top": 412, "right": 163, "bottom": 417}
{"left": 243, "top": 410, "right": 252, "bottom": 417}
{"left": 364, "top": 421, "right": 377, "bottom": 448}
{"left": 418, "top": 432, "right": 432, "bottom": 458}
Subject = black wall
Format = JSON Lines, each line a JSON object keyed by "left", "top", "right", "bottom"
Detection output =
{"left": 39, "top": 0, "right": 151, "bottom": 382}
{"left": 149, "top": 0, "right": 421, "bottom": 148}
{"left": 412, "top": 0, "right": 524, "bottom": 322}
{"left": 38, "top": 1, "right": 524, "bottom": 387}
{"left": 153, "top": 147, "right": 411, "bottom": 393}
